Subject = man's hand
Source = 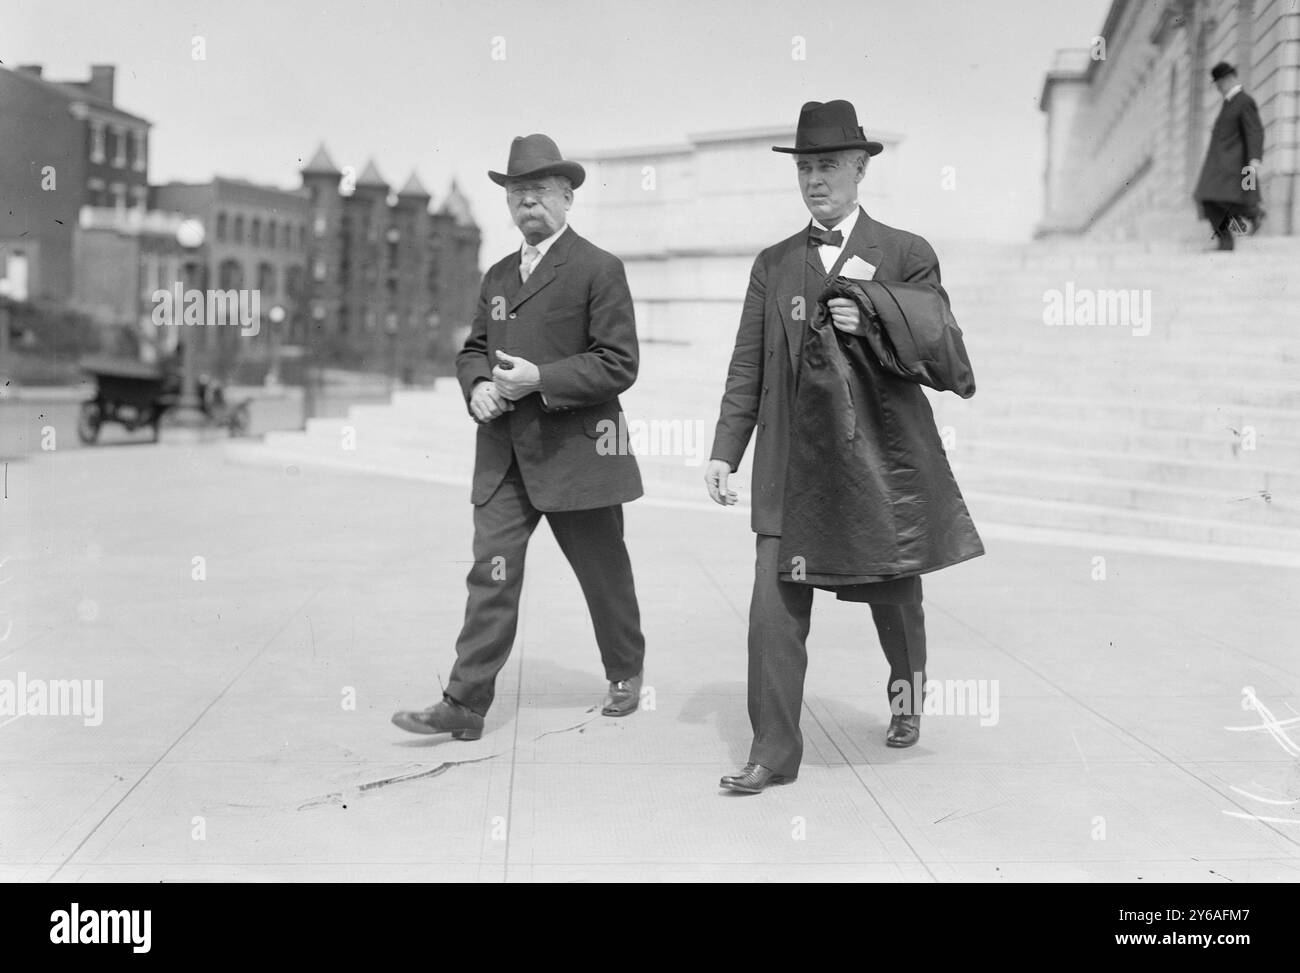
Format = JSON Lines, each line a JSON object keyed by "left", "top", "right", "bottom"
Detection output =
{"left": 492, "top": 350, "right": 542, "bottom": 401}
{"left": 827, "top": 297, "right": 869, "bottom": 336}
{"left": 468, "top": 380, "right": 514, "bottom": 423}
{"left": 704, "top": 459, "right": 739, "bottom": 507}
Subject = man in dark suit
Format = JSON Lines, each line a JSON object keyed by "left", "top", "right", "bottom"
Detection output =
{"left": 393, "top": 135, "right": 646, "bottom": 740}
{"left": 705, "top": 100, "right": 983, "bottom": 793}
{"left": 1194, "top": 61, "right": 1265, "bottom": 251}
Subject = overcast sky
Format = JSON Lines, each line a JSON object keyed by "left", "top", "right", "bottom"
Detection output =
{"left": 6, "top": 0, "right": 1111, "bottom": 262}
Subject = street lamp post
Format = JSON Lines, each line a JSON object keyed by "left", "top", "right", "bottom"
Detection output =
{"left": 302, "top": 304, "right": 323, "bottom": 427}
{"left": 267, "top": 303, "right": 285, "bottom": 389}
{"left": 175, "top": 218, "right": 207, "bottom": 424}
{"left": 384, "top": 310, "right": 399, "bottom": 391}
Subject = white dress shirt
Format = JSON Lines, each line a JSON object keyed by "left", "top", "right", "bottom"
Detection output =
{"left": 811, "top": 206, "right": 861, "bottom": 273}
{"left": 520, "top": 223, "right": 568, "bottom": 281}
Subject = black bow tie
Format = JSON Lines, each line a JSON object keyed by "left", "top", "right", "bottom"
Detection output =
{"left": 809, "top": 227, "right": 844, "bottom": 248}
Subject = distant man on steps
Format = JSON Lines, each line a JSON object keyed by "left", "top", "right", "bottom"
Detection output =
{"left": 1194, "top": 61, "right": 1265, "bottom": 251}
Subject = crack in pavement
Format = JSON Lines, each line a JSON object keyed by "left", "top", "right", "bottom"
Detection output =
{"left": 296, "top": 706, "right": 603, "bottom": 811}
{"left": 529, "top": 706, "right": 599, "bottom": 742}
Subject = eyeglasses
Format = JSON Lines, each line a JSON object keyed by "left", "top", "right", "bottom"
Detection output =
{"left": 507, "top": 185, "right": 557, "bottom": 200}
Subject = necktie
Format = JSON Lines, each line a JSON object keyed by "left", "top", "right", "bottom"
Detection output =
{"left": 521, "top": 245, "right": 540, "bottom": 282}
{"left": 809, "top": 227, "right": 844, "bottom": 248}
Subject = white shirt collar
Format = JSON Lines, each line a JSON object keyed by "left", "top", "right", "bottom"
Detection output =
{"left": 521, "top": 223, "right": 568, "bottom": 260}
{"left": 812, "top": 205, "right": 861, "bottom": 242}
{"left": 1225, "top": 83, "right": 1243, "bottom": 101}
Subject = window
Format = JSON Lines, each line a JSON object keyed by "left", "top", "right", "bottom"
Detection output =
{"left": 110, "top": 182, "right": 126, "bottom": 210}
{"left": 218, "top": 259, "right": 243, "bottom": 290}
{"left": 111, "top": 127, "right": 126, "bottom": 168}
{"left": 233, "top": 215, "right": 245, "bottom": 243}
{"left": 314, "top": 215, "right": 327, "bottom": 238}
{"left": 251, "top": 218, "right": 262, "bottom": 246}
{"left": 216, "top": 212, "right": 228, "bottom": 242}
{"left": 259, "top": 262, "right": 276, "bottom": 297}
{"left": 313, "top": 259, "right": 326, "bottom": 281}
{"left": 90, "top": 121, "right": 106, "bottom": 163}
{"left": 133, "top": 131, "right": 147, "bottom": 172}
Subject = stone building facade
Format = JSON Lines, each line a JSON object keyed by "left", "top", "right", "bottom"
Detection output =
{"left": 1038, "top": 0, "right": 1300, "bottom": 240}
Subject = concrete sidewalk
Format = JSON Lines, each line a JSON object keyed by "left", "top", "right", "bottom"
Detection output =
{"left": 1, "top": 444, "right": 1298, "bottom": 882}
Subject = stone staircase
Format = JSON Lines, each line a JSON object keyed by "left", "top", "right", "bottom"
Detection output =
{"left": 227, "top": 236, "right": 1300, "bottom": 560}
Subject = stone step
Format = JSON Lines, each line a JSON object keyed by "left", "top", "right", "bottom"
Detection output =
{"left": 929, "top": 393, "right": 1296, "bottom": 434}
{"left": 935, "top": 414, "right": 1300, "bottom": 464}
{"left": 954, "top": 344, "right": 1300, "bottom": 377}
{"left": 932, "top": 437, "right": 1298, "bottom": 491}
{"left": 953, "top": 464, "right": 1297, "bottom": 525}
{"left": 960, "top": 490, "right": 1300, "bottom": 549}
{"left": 969, "top": 376, "right": 1300, "bottom": 410}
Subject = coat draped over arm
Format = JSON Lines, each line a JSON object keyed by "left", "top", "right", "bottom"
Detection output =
{"left": 776, "top": 276, "right": 984, "bottom": 592}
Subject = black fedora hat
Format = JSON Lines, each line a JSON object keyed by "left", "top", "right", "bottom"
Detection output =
{"left": 772, "top": 100, "right": 883, "bottom": 156}
{"left": 488, "top": 134, "right": 586, "bottom": 189}
{"left": 1210, "top": 61, "right": 1237, "bottom": 81}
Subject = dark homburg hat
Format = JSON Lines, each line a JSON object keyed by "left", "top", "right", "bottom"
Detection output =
{"left": 488, "top": 134, "right": 586, "bottom": 189}
{"left": 1210, "top": 61, "right": 1237, "bottom": 81}
{"left": 772, "top": 100, "right": 883, "bottom": 156}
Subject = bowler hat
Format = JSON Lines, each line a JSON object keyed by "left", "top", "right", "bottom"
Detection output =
{"left": 772, "top": 100, "right": 883, "bottom": 156}
{"left": 1210, "top": 61, "right": 1237, "bottom": 82}
{"left": 488, "top": 134, "right": 586, "bottom": 189}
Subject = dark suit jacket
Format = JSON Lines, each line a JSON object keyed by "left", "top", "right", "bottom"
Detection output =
{"left": 710, "top": 207, "right": 955, "bottom": 537}
{"left": 456, "top": 226, "right": 643, "bottom": 511}
{"left": 1194, "top": 90, "right": 1265, "bottom": 204}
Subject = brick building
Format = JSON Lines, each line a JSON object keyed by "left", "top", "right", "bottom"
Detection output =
{"left": 0, "top": 63, "right": 151, "bottom": 303}
{"left": 150, "top": 178, "right": 311, "bottom": 378}
{"left": 299, "top": 144, "right": 481, "bottom": 374}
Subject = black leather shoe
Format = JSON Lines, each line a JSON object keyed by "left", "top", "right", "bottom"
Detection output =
{"left": 719, "top": 763, "right": 793, "bottom": 793}
{"left": 886, "top": 714, "right": 920, "bottom": 748}
{"left": 602, "top": 671, "right": 642, "bottom": 717}
{"left": 391, "top": 698, "right": 484, "bottom": 740}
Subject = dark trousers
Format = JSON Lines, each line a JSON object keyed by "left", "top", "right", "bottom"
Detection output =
{"left": 747, "top": 534, "right": 926, "bottom": 777}
{"left": 445, "top": 461, "right": 645, "bottom": 716}
{"left": 1202, "top": 200, "right": 1253, "bottom": 250}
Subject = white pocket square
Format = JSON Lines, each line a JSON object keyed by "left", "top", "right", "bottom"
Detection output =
{"left": 839, "top": 255, "right": 877, "bottom": 281}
